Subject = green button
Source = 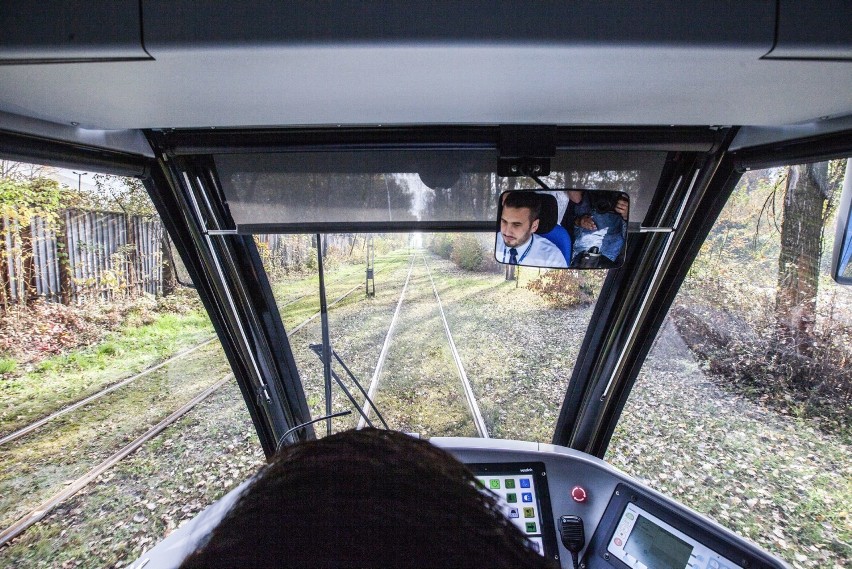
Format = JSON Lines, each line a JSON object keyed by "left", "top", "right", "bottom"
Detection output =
{"left": 489, "top": 479, "right": 500, "bottom": 489}
{"left": 505, "top": 479, "right": 516, "bottom": 489}
{"left": 525, "top": 522, "right": 537, "bottom": 533}
{"left": 524, "top": 507, "right": 535, "bottom": 518}
{"left": 507, "top": 493, "right": 517, "bottom": 503}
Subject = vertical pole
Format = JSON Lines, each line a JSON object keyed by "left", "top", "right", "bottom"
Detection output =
{"left": 316, "top": 233, "right": 333, "bottom": 436}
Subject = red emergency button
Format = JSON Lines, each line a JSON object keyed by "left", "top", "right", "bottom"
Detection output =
{"left": 571, "top": 486, "right": 587, "bottom": 503}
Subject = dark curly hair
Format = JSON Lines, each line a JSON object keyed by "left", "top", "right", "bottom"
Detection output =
{"left": 180, "top": 428, "right": 556, "bottom": 568}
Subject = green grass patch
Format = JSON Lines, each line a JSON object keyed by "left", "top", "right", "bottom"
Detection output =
{"left": 0, "top": 342, "right": 231, "bottom": 530}
{"left": 0, "top": 358, "right": 17, "bottom": 375}
{"left": 0, "top": 309, "right": 215, "bottom": 436}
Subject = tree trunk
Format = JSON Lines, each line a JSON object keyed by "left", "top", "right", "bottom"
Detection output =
{"left": 124, "top": 216, "right": 139, "bottom": 297}
{"left": 505, "top": 263, "right": 516, "bottom": 281}
{"left": 775, "top": 163, "right": 829, "bottom": 357}
{"left": 0, "top": 216, "right": 9, "bottom": 309}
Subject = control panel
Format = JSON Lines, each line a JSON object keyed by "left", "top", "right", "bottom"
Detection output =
{"left": 469, "top": 462, "right": 559, "bottom": 559}
{"left": 432, "top": 438, "right": 790, "bottom": 569}
{"left": 606, "top": 502, "right": 741, "bottom": 569}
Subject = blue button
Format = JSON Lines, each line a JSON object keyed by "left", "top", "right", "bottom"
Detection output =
{"left": 522, "top": 492, "right": 533, "bottom": 503}
{"left": 520, "top": 479, "right": 531, "bottom": 488}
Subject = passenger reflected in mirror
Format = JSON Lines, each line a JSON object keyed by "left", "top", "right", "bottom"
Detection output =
{"left": 496, "top": 191, "right": 569, "bottom": 268}
{"left": 565, "top": 190, "right": 629, "bottom": 269}
{"left": 496, "top": 190, "right": 628, "bottom": 269}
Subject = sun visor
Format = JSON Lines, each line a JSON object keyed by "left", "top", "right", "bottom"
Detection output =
{"left": 214, "top": 149, "right": 666, "bottom": 234}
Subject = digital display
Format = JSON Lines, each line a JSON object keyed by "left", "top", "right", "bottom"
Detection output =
{"left": 605, "top": 492, "right": 745, "bottom": 569}
{"left": 624, "top": 515, "right": 694, "bottom": 569}
{"left": 467, "top": 462, "right": 556, "bottom": 559}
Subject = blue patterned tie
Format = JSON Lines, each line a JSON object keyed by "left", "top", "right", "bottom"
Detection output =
{"left": 509, "top": 247, "right": 518, "bottom": 265}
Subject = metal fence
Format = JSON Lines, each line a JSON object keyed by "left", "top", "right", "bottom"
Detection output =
{"left": 1, "top": 209, "right": 164, "bottom": 305}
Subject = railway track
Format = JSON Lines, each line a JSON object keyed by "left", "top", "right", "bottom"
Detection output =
{"left": 0, "top": 257, "right": 402, "bottom": 547}
{"left": 0, "top": 338, "right": 218, "bottom": 447}
{"left": 0, "top": 261, "right": 395, "bottom": 448}
{"left": 358, "top": 253, "right": 488, "bottom": 438}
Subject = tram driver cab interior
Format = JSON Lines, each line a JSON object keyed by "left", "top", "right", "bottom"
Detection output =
{"left": 0, "top": 2, "right": 850, "bottom": 569}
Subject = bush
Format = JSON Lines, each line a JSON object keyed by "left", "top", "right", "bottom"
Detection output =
{"left": 527, "top": 270, "right": 603, "bottom": 308}
{"left": 450, "top": 235, "right": 485, "bottom": 271}
{"left": 429, "top": 234, "right": 454, "bottom": 259}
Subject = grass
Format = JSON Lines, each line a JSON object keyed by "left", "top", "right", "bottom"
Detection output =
{"left": 0, "top": 247, "right": 848, "bottom": 568}
{"left": 0, "top": 381, "right": 264, "bottom": 568}
{"left": 0, "top": 358, "right": 16, "bottom": 375}
{"left": 0, "top": 341, "right": 231, "bottom": 529}
{"left": 271, "top": 251, "right": 412, "bottom": 331}
{"left": 0, "top": 310, "right": 214, "bottom": 436}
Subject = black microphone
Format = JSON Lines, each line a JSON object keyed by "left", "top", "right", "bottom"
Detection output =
{"left": 559, "top": 515, "right": 585, "bottom": 569}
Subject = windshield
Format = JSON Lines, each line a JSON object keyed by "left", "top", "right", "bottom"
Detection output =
{"left": 223, "top": 147, "right": 666, "bottom": 439}
{"left": 257, "top": 232, "right": 604, "bottom": 441}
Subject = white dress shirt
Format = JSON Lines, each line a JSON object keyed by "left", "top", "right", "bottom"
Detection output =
{"left": 495, "top": 233, "right": 568, "bottom": 268}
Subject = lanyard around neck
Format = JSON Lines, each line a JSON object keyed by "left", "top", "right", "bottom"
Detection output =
{"left": 502, "top": 235, "right": 534, "bottom": 264}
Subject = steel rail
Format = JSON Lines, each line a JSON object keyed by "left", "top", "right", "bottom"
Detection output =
{"left": 0, "top": 255, "right": 408, "bottom": 545}
{"left": 421, "top": 256, "right": 489, "bottom": 438}
{"left": 357, "top": 255, "right": 416, "bottom": 429}
{"left": 0, "top": 259, "right": 397, "bottom": 447}
{"left": 288, "top": 262, "right": 394, "bottom": 336}
{"left": 0, "top": 337, "right": 218, "bottom": 447}
{"left": 0, "top": 374, "right": 233, "bottom": 548}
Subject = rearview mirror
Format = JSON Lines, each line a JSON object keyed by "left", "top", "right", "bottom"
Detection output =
{"left": 831, "top": 159, "right": 852, "bottom": 283}
{"left": 495, "top": 189, "right": 629, "bottom": 269}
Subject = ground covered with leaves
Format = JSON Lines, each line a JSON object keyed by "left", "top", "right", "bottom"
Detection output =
{"left": 0, "top": 380, "right": 264, "bottom": 568}
{"left": 0, "top": 250, "right": 847, "bottom": 567}
{"left": 608, "top": 318, "right": 851, "bottom": 568}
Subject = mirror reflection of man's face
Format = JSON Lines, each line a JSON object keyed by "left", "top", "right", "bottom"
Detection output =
{"left": 501, "top": 206, "right": 539, "bottom": 248}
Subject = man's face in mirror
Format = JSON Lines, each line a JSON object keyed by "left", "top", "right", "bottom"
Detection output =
{"left": 501, "top": 206, "right": 540, "bottom": 248}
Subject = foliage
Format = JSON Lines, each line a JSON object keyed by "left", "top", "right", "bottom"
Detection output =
{"left": 69, "top": 174, "right": 157, "bottom": 217}
{"left": 676, "top": 159, "right": 852, "bottom": 436}
{"left": 426, "top": 233, "right": 489, "bottom": 271}
{"left": 449, "top": 234, "right": 484, "bottom": 270}
{"left": 0, "top": 357, "right": 16, "bottom": 375}
{"left": 428, "top": 234, "right": 454, "bottom": 259}
{"left": 0, "top": 177, "right": 66, "bottom": 225}
{"left": 526, "top": 269, "right": 603, "bottom": 308}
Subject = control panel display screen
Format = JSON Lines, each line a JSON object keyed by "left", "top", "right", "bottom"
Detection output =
{"left": 624, "top": 515, "right": 692, "bottom": 569}
{"left": 607, "top": 503, "right": 743, "bottom": 569}
{"left": 467, "top": 462, "right": 557, "bottom": 560}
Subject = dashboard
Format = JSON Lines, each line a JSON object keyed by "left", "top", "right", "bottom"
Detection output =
{"left": 433, "top": 438, "right": 790, "bottom": 569}
{"left": 134, "top": 437, "right": 790, "bottom": 569}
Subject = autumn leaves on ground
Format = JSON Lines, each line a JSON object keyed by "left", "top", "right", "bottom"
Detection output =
{"left": 1, "top": 247, "right": 846, "bottom": 568}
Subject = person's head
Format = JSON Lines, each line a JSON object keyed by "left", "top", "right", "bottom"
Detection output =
{"left": 501, "top": 192, "right": 542, "bottom": 248}
{"left": 180, "top": 428, "right": 555, "bottom": 569}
